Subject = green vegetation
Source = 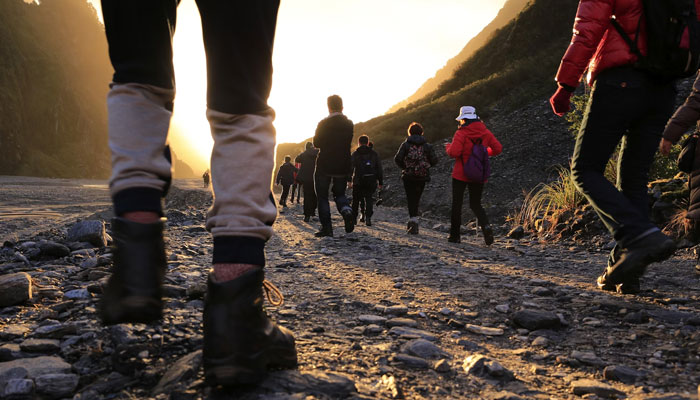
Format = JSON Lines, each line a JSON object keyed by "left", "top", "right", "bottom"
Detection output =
{"left": 0, "top": 0, "right": 112, "bottom": 178}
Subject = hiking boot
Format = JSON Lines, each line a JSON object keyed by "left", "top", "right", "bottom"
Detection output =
{"left": 203, "top": 269, "right": 297, "bottom": 386}
{"left": 448, "top": 235, "right": 461, "bottom": 243}
{"left": 482, "top": 225, "right": 494, "bottom": 246}
{"left": 99, "top": 217, "right": 166, "bottom": 325}
{"left": 359, "top": 213, "right": 365, "bottom": 223}
{"left": 407, "top": 218, "right": 419, "bottom": 235}
{"left": 597, "top": 231, "right": 675, "bottom": 287}
{"left": 596, "top": 274, "right": 641, "bottom": 294}
{"left": 366, "top": 216, "right": 372, "bottom": 226}
{"left": 303, "top": 215, "right": 310, "bottom": 223}
{"left": 314, "top": 225, "right": 333, "bottom": 237}
{"left": 341, "top": 209, "right": 355, "bottom": 233}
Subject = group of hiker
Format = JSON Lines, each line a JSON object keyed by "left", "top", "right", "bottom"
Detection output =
{"left": 95, "top": 0, "right": 700, "bottom": 390}
{"left": 275, "top": 97, "right": 502, "bottom": 244}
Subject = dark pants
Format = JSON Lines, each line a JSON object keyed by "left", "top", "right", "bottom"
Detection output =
{"left": 101, "top": 0, "right": 279, "bottom": 115}
{"left": 450, "top": 179, "right": 488, "bottom": 237}
{"left": 291, "top": 183, "right": 301, "bottom": 203}
{"left": 403, "top": 179, "right": 426, "bottom": 218}
{"left": 352, "top": 183, "right": 377, "bottom": 219}
{"left": 315, "top": 171, "right": 351, "bottom": 228}
{"left": 571, "top": 67, "right": 676, "bottom": 247}
{"left": 279, "top": 184, "right": 291, "bottom": 206}
{"left": 102, "top": 0, "right": 279, "bottom": 265}
{"left": 302, "top": 180, "right": 317, "bottom": 217}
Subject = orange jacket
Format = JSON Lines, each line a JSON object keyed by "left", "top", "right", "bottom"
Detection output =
{"left": 446, "top": 121, "right": 502, "bottom": 183}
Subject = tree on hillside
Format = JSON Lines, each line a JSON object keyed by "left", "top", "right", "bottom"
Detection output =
{"left": 0, "top": 0, "right": 112, "bottom": 178}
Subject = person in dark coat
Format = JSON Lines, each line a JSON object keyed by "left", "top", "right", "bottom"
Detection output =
{"left": 275, "top": 155, "right": 297, "bottom": 207}
{"left": 394, "top": 122, "right": 438, "bottom": 234}
{"left": 313, "top": 95, "right": 355, "bottom": 237}
{"left": 295, "top": 142, "right": 319, "bottom": 222}
{"left": 660, "top": 72, "right": 700, "bottom": 272}
{"left": 290, "top": 162, "right": 302, "bottom": 204}
{"left": 350, "top": 135, "right": 383, "bottom": 226}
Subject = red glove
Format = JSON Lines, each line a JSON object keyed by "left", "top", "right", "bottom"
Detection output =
{"left": 550, "top": 86, "right": 573, "bottom": 116}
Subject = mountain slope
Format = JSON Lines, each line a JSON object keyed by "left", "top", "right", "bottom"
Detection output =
{"left": 386, "top": 0, "right": 531, "bottom": 113}
{"left": 0, "top": 0, "right": 112, "bottom": 178}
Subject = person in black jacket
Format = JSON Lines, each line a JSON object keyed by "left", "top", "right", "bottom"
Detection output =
{"left": 350, "top": 135, "right": 383, "bottom": 226}
{"left": 394, "top": 122, "right": 438, "bottom": 234}
{"left": 275, "top": 155, "right": 297, "bottom": 208}
{"left": 295, "top": 142, "right": 319, "bottom": 222}
{"left": 313, "top": 95, "right": 355, "bottom": 237}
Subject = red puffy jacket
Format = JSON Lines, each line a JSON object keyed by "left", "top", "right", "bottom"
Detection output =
{"left": 445, "top": 121, "right": 502, "bottom": 183}
{"left": 556, "top": 0, "right": 700, "bottom": 87}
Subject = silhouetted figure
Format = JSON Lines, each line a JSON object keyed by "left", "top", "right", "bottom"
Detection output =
{"left": 295, "top": 142, "right": 319, "bottom": 222}
{"left": 551, "top": 0, "right": 682, "bottom": 294}
{"left": 98, "top": 0, "right": 296, "bottom": 387}
{"left": 313, "top": 95, "right": 355, "bottom": 237}
{"left": 358, "top": 141, "right": 376, "bottom": 220}
{"left": 202, "top": 169, "right": 210, "bottom": 188}
{"left": 394, "top": 122, "right": 437, "bottom": 234}
{"left": 276, "top": 155, "right": 297, "bottom": 208}
{"left": 290, "top": 162, "right": 302, "bottom": 204}
{"left": 350, "top": 135, "right": 382, "bottom": 226}
{"left": 445, "top": 106, "right": 502, "bottom": 245}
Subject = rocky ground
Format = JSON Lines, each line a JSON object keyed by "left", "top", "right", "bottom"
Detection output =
{"left": 0, "top": 177, "right": 699, "bottom": 399}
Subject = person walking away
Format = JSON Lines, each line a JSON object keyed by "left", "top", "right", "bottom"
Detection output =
{"left": 98, "top": 0, "right": 296, "bottom": 387}
{"left": 290, "top": 162, "right": 302, "bottom": 204}
{"left": 660, "top": 71, "right": 700, "bottom": 273}
{"left": 313, "top": 95, "right": 355, "bottom": 237}
{"left": 359, "top": 141, "right": 376, "bottom": 221}
{"left": 350, "top": 135, "right": 383, "bottom": 226}
{"left": 202, "top": 169, "right": 210, "bottom": 188}
{"left": 549, "top": 0, "right": 697, "bottom": 293}
{"left": 445, "top": 106, "right": 502, "bottom": 245}
{"left": 394, "top": 122, "right": 438, "bottom": 234}
{"left": 276, "top": 155, "right": 297, "bottom": 208}
{"left": 295, "top": 142, "right": 319, "bottom": 222}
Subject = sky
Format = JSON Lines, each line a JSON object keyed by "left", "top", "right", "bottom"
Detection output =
{"left": 88, "top": 0, "right": 507, "bottom": 172}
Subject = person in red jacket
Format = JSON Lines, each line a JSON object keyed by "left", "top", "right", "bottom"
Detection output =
{"left": 550, "top": 0, "right": 685, "bottom": 294}
{"left": 445, "top": 106, "right": 502, "bottom": 245}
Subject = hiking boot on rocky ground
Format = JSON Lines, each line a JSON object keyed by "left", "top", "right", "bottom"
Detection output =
{"left": 342, "top": 208, "right": 355, "bottom": 233}
{"left": 447, "top": 235, "right": 460, "bottom": 244}
{"left": 597, "top": 243, "right": 641, "bottom": 294}
{"left": 407, "top": 218, "right": 419, "bottom": 235}
{"left": 596, "top": 231, "right": 675, "bottom": 289}
{"left": 315, "top": 225, "right": 333, "bottom": 237}
{"left": 303, "top": 215, "right": 310, "bottom": 223}
{"left": 203, "top": 268, "right": 297, "bottom": 387}
{"left": 482, "top": 225, "right": 494, "bottom": 246}
{"left": 366, "top": 216, "right": 372, "bottom": 226}
{"left": 99, "top": 217, "right": 167, "bottom": 325}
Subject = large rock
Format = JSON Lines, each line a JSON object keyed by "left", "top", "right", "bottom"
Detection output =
{"left": 37, "top": 241, "right": 70, "bottom": 258}
{"left": 152, "top": 351, "right": 202, "bottom": 396}
{"left": 67, "top": 220, "right": 108, "bottom": 247}
{"left": 388, "top": 326, "right": 438, "bottom": 341}
{"left": 0, "top": 357, "right": 71, "bottom": 379}
{"left": 0, "top": 272, "right": 32, "bottom": 307}
{"left": 603, "top": 365, "right": 645, "bottom": 384}
{"left": 263, "top": 370, "right": 357, "bottom": 397}
{"left": 35, "top": 374, "right": 80, "bottom": 399}
{"left": 570, "top": 379, "right": 625, "bottom": 398}
{"left": 463, "top": 355, "right": 514, "bottom": 382}
{"left": 512, "top": 310, "right": 561, "bottom": 331}
{"left": 401, "top": 339, "right": 446, "bottom": 360}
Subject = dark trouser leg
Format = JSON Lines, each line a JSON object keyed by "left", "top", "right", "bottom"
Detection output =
{"left": 450, "top": 178, "right": 467, "bottom": 237}
{"left": 570, "top": 67, "right": 675, "bottom": 248}
{"left": 351, "top": 185, "right": 361, "bottom": 218}
{"left": 331, "top": 177, "right": 351, "bottom": 214}
{"left": 403, "top": 179, "right": 425, "bottom": 218}
{"left": 467, "top": 182, "right": 489, "bottom": 227}
{"left": 315, "top": 171, "right": 332, "bottom": 227}
{"left": 290, "top": 184, "right": 296, "bottom": 202}
{"left": 363, "top": 183, "right": 377, "bottom": 218}
{"left": 280, "top": 184, "right": 290, "bottom": 205}
{"left": 297, "top": 183, "right": 302, "bottom": 202}
{"left": 303, "top": 180, "right": 316, "bottom": 217}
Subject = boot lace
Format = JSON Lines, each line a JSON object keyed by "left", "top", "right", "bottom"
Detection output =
{"left": 262, "top": 279, "right": 284, "bottom": 306}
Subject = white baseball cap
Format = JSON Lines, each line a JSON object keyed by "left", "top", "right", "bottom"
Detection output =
{"left": 456, "top": 106, "right": 478, "bottom": 120}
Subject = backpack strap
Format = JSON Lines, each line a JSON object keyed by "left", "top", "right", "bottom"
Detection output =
{"left": 611, "top": 16, "right": 643, "bottom": 58}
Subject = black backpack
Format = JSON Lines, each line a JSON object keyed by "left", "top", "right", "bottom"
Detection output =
{"left": 611, "top": 0, "right": 700, "bottom": 79}
{"left": 357, "top": 152, "right": 377, "bottom": 185}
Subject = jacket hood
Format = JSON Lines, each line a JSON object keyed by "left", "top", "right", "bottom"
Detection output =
{"left": 302, "top": 147, "right": 319, "bottom": 156}
{"left": 406, "top": 135, "right": 427, "bottom": 145}
{"left": 355, "top": 145, "right": 372, "bottom": 155}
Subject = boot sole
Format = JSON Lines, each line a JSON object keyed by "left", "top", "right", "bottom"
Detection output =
{"left": 603, "top": 240, "right": 675, "bottom": 286}
{"left": 343, "top": 213, "right": 355, "bottom": 233}
{"left": 99, "top": 295, "right": 162, "bottom": 325}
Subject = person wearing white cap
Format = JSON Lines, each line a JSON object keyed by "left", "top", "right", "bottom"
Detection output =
{"left": 445, "top": 106, "right": 502, "bottom": 245}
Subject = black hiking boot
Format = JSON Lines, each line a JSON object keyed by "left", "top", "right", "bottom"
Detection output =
{"left": 99, "top": 217, "right": 166, "bottom": 325}
{"left": 447, "top": 235, "right": 461, "bottom": 244}
{"left": 203, "top": 269, "right": 297, "bottom": 387}
{"left": 359, "top": 213, "right": 365, "bottom": 223}
{"left": 482, "top": 225, "right": 494, "bottom": 246}
{"left": 407, "top": 219, "right": 419, "bottom": 235}
{"left": 303, "top": 215, "right": 310, "bottom": 223}
{"left": 366, "top": 216, "right": 372, "bottom": 226}
{"left": 314, "top": 225, "right": 333, "bottom": 237}
{"left": 597, "top": 244, "right": 641, "bottom": 294}
{"left": 342, "top": 209, "right": 355, "bottom": 233}
{"left": 596, "top": 231, "right": 675, "bottom": 288}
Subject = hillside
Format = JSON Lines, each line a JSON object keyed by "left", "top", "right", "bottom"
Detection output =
{"left": 0, "top": 0, "right": 112, "bottom": 178}
{"left": 386, "top": 0, "right": 531, "bottom": 114}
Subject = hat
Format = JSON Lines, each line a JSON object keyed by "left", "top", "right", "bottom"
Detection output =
{"left": 456, "top": 106, "right": 478, "bottom": 120}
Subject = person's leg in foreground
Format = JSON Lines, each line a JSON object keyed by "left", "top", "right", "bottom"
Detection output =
{"left": 99, "top": 0, "right": 297, "bottom": 387}
{"left": 280, "top": 183, "right": 290, "bottom": 207}
{"left": 315, "top": 171, "right": 334, "bottom": 236}
{"left": 363, "top": 183, "right": 376, "bottom": 226}
{"left": 570, "top": 69, "right": 675, "bottom": 293}
{"left": 403, "top": 179, "right": 424, "bottom": 234}
{"left": 331, "top": 177, "right": 355, "bottom": 233}
{"left": 467, "top": 182, "right": 493, "bottom": 245}
{"left": 449, "top": 178, "right": 466, "bottom": 243}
